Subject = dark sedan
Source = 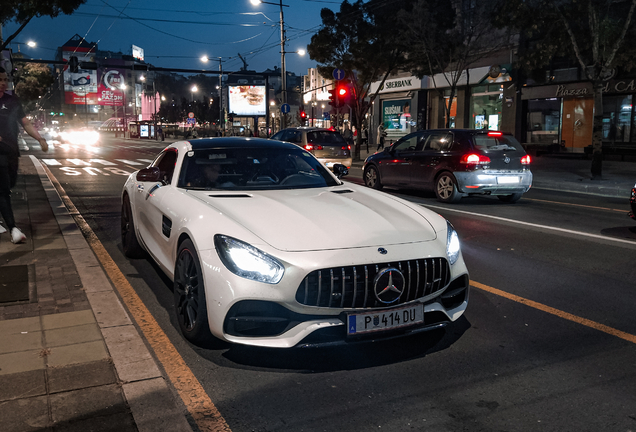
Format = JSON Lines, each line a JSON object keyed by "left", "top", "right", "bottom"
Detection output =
{"left": 363, "top": 129, "right": 533, "bottom": 203}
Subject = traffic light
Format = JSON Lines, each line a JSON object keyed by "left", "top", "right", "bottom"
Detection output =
{"left": 300, "top": 110, "right": 307, "bottom": 125}
{"left": 69, "top": 56, "right": 79, "bottom": 73}
{"left": 328, "top": 89, "right": 336, "bottom": 106}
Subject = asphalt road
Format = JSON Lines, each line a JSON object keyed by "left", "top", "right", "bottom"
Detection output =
{"left": 27, "top": 136, "right": 636, "bottom": 432}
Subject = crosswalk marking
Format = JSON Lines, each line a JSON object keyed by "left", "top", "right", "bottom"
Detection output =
{"left": 115, "top": 159, "right": 144, "bottom": 165}
{"left": 41, "top": 159, "right": 61, "bottom": 166}
{"left": 40, "top": 158, "right": 149, "bottom": 177}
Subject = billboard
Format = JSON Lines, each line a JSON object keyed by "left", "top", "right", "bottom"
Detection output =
{"left": 98, "top": 68, "right": 125, "bottom": 106}
{"left": 132, "top": 45, "right": 144, "bottom": 62}
{"left": 228, "top": 85, "right": 266, "bottom": 116}
{"left": 62, "top": 48, "right": 98, "bottom": 105}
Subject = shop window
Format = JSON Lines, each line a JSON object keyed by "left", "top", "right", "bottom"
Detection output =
{"left": 526, "top": 98, "right": 560, "bottom": 145}
{"left": 602, "top": 95, "right": 633, "bottom": 144}
{"left": 471, "top": 85, "right": 503, "bottom": 130}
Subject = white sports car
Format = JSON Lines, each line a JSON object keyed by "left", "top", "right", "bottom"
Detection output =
{"left": 121, "top": 137, "right": 470, "bottom": 348}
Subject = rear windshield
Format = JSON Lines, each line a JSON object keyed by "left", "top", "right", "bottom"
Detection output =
{"left": 473, "top": 134, "right": 524, "bottom": 152}
{"left": 307, "top": 131, "right": 346, "bottom": 145}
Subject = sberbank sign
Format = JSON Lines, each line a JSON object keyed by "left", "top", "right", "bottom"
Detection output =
{"left": 380, "top": 79, "right": 413, "bottom": 91}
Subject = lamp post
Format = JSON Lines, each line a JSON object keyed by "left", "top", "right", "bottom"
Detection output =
{"left": 191, "top": 85, "right": 198, "bottom": 103}
{"left": 120, "top": 83, "right": 127, "bottom": 136}
{"left": 201, "top": 56, "right": 224, "bottom": 132}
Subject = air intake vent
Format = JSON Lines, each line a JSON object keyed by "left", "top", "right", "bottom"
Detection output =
{"left": 331, "top": 189, "right": 354, "bottom": 194}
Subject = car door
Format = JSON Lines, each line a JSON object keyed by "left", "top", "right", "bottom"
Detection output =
{"left": 410, "top": 131, "right": 454, "bottom": 189}
{"left": 380, "top": 132, "right": 422, "bottom": 187}
{"left": 136, "top": 149, "right": 178, "bottom": 268}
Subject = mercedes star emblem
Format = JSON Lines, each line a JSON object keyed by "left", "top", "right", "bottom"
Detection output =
{"left": 373, "top": 268, "right": 405, "bottom": 304}
{"left": 378, "top": 247, "right": 388, "bottom": 255}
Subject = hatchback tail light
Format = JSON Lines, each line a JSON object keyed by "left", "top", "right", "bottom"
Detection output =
{"left": 342, "top": 145, "right": 351, "bottom": 150}
{"left": 487, "top": 131, "right": 503, "bottom": 137}
{"left": 305, "top": 144, "right": 313, "bottom": 151}
{"left": 521, "top": 155, "right": 531, "bottom": 165}
{"left": 460, "top": 153, "right": 491, "bottom": 165}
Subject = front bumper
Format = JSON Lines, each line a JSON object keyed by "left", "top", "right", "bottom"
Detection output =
{"left": 455, "top": 170, "right": 533, "bottom": 195}
{"left": 198, "top": 241, "right": 469, "bottom": 348}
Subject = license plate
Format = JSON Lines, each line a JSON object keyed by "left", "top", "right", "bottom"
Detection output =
{"left": 497, "top": 176, "right": 520, "bottom": 184}
{"left": 347, "top": 304, "right": 424, "bottom": 335}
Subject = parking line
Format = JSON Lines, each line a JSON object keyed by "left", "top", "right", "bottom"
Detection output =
{"left": 471, "top": 280, "right": 636, "bottom": 345}
{"left": 43, "top": 166, "right": 231, "bottom": 432}
{"left": 524, "top": 197, "right": 627, "bottom": 213}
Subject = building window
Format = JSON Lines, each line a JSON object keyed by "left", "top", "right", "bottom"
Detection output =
{"left": 471, "top": 85, "right": 503, "bottom": 130}
{"left": 602, "top": 94, "right": 634, "bottom": 144}
{"left": 526, "top": 98, "right": 560, "bottom": 145}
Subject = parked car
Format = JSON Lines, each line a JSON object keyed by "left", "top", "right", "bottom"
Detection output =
{"left": 629, "top": 182, "right": 636, "bottom": 221}
{"left": 121, "top": 137, "right": 469, "bottom": 348}
{"left": 363, "top": 129, "right": 533, "bottom": 203}
{"left": 270, "top": 127, "right": 352, "bottom": 170}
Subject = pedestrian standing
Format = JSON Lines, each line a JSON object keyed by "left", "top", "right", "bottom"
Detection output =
{"left": 376, "top": 123, "right": 387, "bottom": 151}
{"left": 0, "top": 67, "right": 48, "bottom": 243}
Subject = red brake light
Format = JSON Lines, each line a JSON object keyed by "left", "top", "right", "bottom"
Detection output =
{"left": 305, "top": 144, "right": 313, "bottom": 151}
{"left": 460, "top": 153, "right": 491, "bottom": 165}
{"left": 487, "top": 131, "right": 503, "bottom": 136}
{"left": 343, "top": 145, "right": 351, "bottom": 150}
{"left": 521, "top": 155, "right": 531, "bottom": 165}
{"left": 316, "top": 145, "right": 323, "bottom": 150}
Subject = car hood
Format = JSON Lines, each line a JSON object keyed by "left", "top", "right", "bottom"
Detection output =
{"left": 190, "top": 185, "right": 437, "bottom": 252}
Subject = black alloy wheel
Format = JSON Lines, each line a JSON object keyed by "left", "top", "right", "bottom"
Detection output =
{"left": 435, "top": 172, "right": 461, "bottom": 203}
{"left": 121, "top": 194, "right": 145, "bottom": 258}
{"left": 364, "top": 165, "right": 383, "bottom": 190}
{"left": 174, "top": 239, "right": 212, "bottom": 343}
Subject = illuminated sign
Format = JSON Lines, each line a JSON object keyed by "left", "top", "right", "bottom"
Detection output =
{"left": 228, "top": 85, "right": 266, "bottom": 116}
{"left": 132, "top": 45, "right": 144, "bottom": 61}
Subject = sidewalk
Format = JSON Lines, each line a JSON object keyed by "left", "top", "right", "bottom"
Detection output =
{"left": 0, "top": 155, "right": 191, "bottom": 431}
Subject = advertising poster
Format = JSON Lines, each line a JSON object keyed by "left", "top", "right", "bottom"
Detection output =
{"left": 98, "top": 68, "right": 125, "bottom": 106}
{"left": 62, "top": 48, "right": 98, "bottom": 105}
{"left": 228, "top": 86, "right": 266, "bottom": 116}
{"left": 382, "top": 99, "right": 413, "bottom": 134}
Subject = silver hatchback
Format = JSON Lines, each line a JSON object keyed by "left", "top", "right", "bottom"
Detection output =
{"left": 270, "top": 127, "right": 353, "bottom": 170}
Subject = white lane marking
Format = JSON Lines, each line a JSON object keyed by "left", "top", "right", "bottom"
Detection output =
{"left": 83, "top": 167, "right": 108, "bottom": 176}
{"left": 115, "top": 159, "right": 144, "bottom": 165}
{"left": 67, "top": 159, "right": 92, "bottom": 166}
{"left": 104, "top": 167, "right": 133, "bottom": 176}
{"left": 421, "top": 203, "right": 636, "bottom": 246}
{"left": 89, "top": 159, "right": 117, "bottom": 166}
{"left": 59, "top": 167, "right": 82, "bottom": 176}
{"left": 41, "top": 159, "right": 62, "bottom": 166}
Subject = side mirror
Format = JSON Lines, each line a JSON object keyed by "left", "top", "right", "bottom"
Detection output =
{"left": 136, "top": 167, "right": 161, "bottom": 182}
{"left": 332, "top": 164, "right": 349, "bottom": 179}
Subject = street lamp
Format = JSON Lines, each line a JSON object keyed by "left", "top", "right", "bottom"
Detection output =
{"left": 191, "top": 85, "right": 198, "bottom": 102}
{"left": 120, "top": 83, "right": 127, "bottom": 135}
{"left": 200, "top": 56, "right": 224, "bottom": 131}
{"left": 12, "top": 40, "right": 36, "bottom": 52}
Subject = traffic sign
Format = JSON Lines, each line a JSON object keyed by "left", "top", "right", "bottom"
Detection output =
{"left": 281, "top": 103, "right": 291, "bottom": 114}
{"left": 333, "top": 68, "right": 345, "bottom": 81}
{"left": 188, "top": 112, "right": 195, "bottom": 118}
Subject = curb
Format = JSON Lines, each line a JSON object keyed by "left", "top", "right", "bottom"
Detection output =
{"left": 29, "top": 155, "right": 193, "bottom": 432}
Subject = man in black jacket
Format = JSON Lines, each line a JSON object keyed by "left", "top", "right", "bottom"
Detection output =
{"left": 0, "top": 66, "right": 48, "bottom": 243}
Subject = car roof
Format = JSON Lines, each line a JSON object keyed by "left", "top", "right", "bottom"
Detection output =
{"left": 280, "top": 127, "right": 336, "bottom": 132}
{"left": 182, "top": 137, "right": 300, "bottom": 151}
{"left": 424, "top": 129, "right": 513, "bottom": 135}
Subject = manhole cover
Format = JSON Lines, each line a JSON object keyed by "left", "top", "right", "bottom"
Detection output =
{"left": 0, "top": 265, "right": 30, "bottom": 303}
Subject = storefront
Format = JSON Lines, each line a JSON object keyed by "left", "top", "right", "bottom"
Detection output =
{"left": 369, "top": 75, "right": 425, "bottom": 145}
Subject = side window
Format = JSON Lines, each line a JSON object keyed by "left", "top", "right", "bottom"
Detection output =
{"left": 152, "top": 150, "right": 178, "bottom": 184}
{"left": 271, "top": 131, "right": 285, "bottom": 141}
{"left": 285, "top": 131, "right": 302, "bottom": 144}
{"left": 425, "top": 133, "right": 454, "bottom": 152}
{"left": 393, "top": 133, "right": 423, "bottom": 152}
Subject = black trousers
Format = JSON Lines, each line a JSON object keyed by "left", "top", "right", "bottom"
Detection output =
{"left": 0, "top": 154, "right": 19, "bottom": 229}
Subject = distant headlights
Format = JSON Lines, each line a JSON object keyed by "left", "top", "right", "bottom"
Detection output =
{"left": 215, "top": 235, "right": 284, "bottom": 284}
{"left": 446, "top": 221, "right": 461, "bottom": 265}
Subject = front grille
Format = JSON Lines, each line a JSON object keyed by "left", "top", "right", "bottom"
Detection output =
{"left": 295, "top": 258, "right": 450, "bottom": 309}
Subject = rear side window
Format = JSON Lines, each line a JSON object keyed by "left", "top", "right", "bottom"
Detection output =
{"left": 473, "top": 134, "right": 524, "bottom": 152}
{"left": 307, "top": 131, "right": 346, "bottom": 145}
{"left": 424, "top": 132, "right": 454, "bottom": 152}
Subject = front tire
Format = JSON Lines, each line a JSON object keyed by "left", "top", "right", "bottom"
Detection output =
{"left": 435, "top": 173, "right": 461, "bottom": 203}
{"left": 498, "top": 193, "right": 523, "bottom": 203}
{"left": 364, "top": 165, "right": 383, "bottom": 190}
{"left": 121, "top": 194, "right": 145, "bottom": 258}
{"left": 174, "top": 239, "right": 212, "bottom": 344}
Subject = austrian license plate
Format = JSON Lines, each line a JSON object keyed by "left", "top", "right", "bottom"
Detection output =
{"left": 347, "top": 304, "right": 424, "bottom": 335}
{"left": 497, "top": 176, "right": 520, "bottom": 184}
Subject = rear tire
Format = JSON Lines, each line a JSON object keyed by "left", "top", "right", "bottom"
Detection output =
{"left": 121, "top": 194, "right": 145, "bottom": 258}
{"left": 364, "top": 165, "right": 383, "bottom": 190}
{"left": 498, "top": 193, "right": 523, "bottom": 203}
{"left": 174, "top": 239, "right": 212, "bottom": 344}
{"left": 435, "top": 173, "right": 461, "bottom": 203}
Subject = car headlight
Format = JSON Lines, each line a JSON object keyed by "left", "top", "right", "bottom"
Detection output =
{"left": 214, "top": 235, "right": 284, "bottom": 284}
{"left": 446, "top": 221, "right": 461, "bottom": 265}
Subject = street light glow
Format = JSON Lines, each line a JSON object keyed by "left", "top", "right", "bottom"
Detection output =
{"left": 250, "top": 0, "right": 261, "bottom": 5}
{"left": 27, "top": 41, "right": 36, "bottom": 48}
{"left": 297, "top": 49, "right": 306, "bottom": 56}
{"left": 191, "top": 85, "right": 198, "bottom": 92}
{"left": 201, "top": 56, "right": 209, "bottom": 62}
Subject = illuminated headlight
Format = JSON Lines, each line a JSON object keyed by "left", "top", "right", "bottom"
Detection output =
{"left": 214, "top": 235, "right": 284, "bottom": 284}
{"left": 446, "top": 221, "right": 461, "bottom": 265}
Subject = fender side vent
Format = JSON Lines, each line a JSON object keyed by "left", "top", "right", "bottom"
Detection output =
{"left": 331, "top": 189, "right": 354, "bottom": 194}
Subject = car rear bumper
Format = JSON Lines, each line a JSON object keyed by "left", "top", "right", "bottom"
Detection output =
{"left": 319, "top": 157, "right": 353, "bottom": 169}
{"left": 455, "top": 170, "right": 533, "bottom": 195}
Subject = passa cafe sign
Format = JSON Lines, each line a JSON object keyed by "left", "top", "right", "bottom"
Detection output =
{"left": 523, "top": 78, "right": 636, "bottom": 99}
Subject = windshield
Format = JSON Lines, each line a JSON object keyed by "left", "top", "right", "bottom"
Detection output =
{"left": 473, "top": 134, "right": 524, "bottom": 152}
{"left": 178, "top": 147, "right": 340, "bottom": 190}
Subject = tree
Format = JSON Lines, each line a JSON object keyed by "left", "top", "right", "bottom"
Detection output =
{"left": 399, "top": 0, "right": 513, "bottom": 128}
{"left": 496, "top": 0, "right": 636, "bottom": 179}
{"left": 308, "top": 0, "right": 413, "bottom": 160}
{"left": 12, "top": 54, "right": 54, "bottom": 113}
{"left": 1, "top": 0, "right": 87, "bottom": 50}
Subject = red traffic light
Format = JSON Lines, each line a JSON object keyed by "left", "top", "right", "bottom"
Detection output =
{"left": 337, "top": 86, "right": 348, "bottom": 97}
{"left": 300, "top": 111, "right": 307, "bottom": 118}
